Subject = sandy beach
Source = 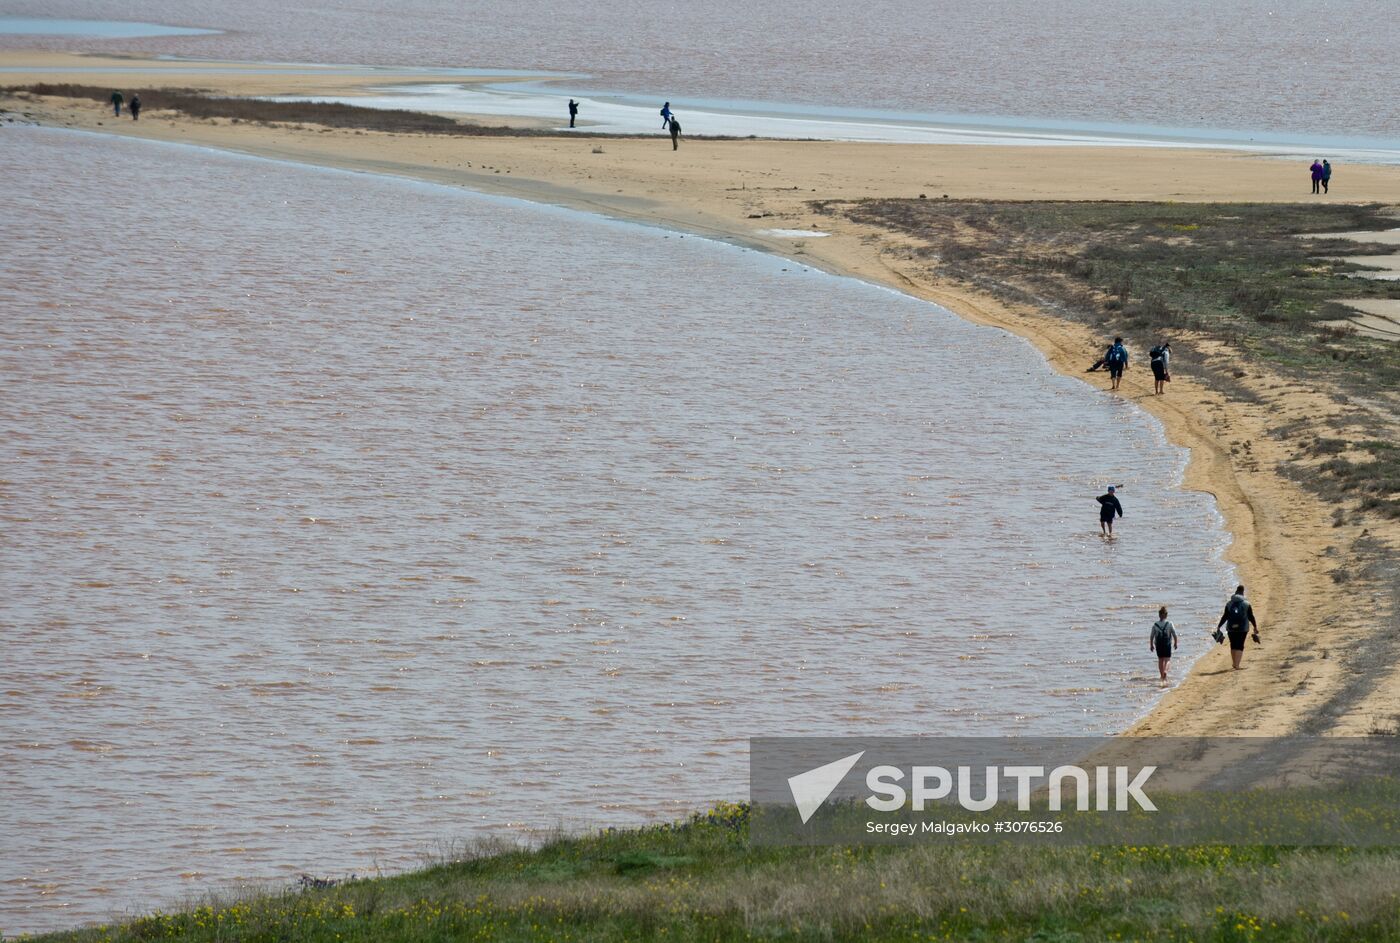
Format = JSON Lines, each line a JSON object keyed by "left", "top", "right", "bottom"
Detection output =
{"left": 5, "top": 50, "right": 1399, "bottom": 740}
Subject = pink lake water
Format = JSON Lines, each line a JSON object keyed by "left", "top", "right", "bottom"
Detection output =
{"left": 1, "top": 128, "right": 1232, "bottom": 934}
{"left": 4, "top": 0, "right": 1399, "bottom": 143}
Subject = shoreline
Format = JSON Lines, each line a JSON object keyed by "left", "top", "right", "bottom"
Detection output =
{"left": 5, "top": 52, "right": 1399, "bottom": 742}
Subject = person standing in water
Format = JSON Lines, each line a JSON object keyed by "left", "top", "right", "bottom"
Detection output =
{"left": 660, "top": 101, "right": 672, "bottom": 129}
{"left": 568, "top": 99, "right": 579, "bottom": 128}
{"left": 1150, "top": 606, "right": 1178, "bottom": 683}
{"left": 669, "top": 115, "right": 682, "bottom": 150}
{"left": 1104, "top": 336, "right": 1129, "bottom": 391}
{"left": 1310, "top": 159, "right": 1324, "bottom": 194}
{"left": 1216, "top": 584, "right": 1260, "bottom": 670}
{"left": 110, "top": 90, "right": 123, "bottom": 117}
{"left": 1149, "top": 341, "right": 1170, "bottom": 395}
{"left": 1096, "top": 485, "right": 1123, "bottom": 536}
{"left": 1321, "top": 159, "right": 1332, "bottom": 194}
{"left": 129, "top": 94, "right": 141, "bottom": 121}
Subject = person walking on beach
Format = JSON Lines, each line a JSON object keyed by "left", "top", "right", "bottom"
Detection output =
{"left": 1104, "top": 336, "right": 1129, "bottom": 390}
{"left": 1149, "top": 341, "right": 1170, "bottom": 395}
{"left": 1216, "top": 584, "right": 1260, "bottom": 670}
{"left": 129, "top": 94, "right": 141, "bottom": 121}
{"left": 568, "top": 98, "right": 579, "bottom": 128}
{"left": 1096, "top": 485, "right": 1123, "bottom": 536}
{"left": 660, "top": 101, "right": 672, "bottom": 129}
{"left": 670, "top": 115, "right": 682, "bottom": 150}
{"left": 110, "top": 90, "right": 123, "bottom": 117}
{"left": 1310, "top": 159, "right": 1324, "bottom": 194}
{"left": 1322, "top": 159, "right": 1332, "bottom": 194}
{"left": 1150, "top": 606, "right": 1178, "bottom": 683}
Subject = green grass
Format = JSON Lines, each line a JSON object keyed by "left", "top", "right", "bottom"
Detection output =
{"left": 25, "top": 804, "right": 1400, "bottom": 942}
{"left": 828, "top": 199, "right": 1400, "bottom": 387}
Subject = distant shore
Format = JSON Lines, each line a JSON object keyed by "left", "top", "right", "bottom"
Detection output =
{"left": 5, "top": 50, "right": 1399, "bottom": 739}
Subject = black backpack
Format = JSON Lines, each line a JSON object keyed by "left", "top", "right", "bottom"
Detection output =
{"left": 1225, "top": 595, "right": 1248, "bottom": 629}
{"left": 1150, "top": 345, "right": 1164, "bottom": 363}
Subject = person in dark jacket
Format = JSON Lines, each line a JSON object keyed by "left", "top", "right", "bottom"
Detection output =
{"left": 568, "top": 98, "right": 579, "bottom": 128}
{"left": 129, "top": 94, "right": 141, "bottom": 121}
{"left": 1096, "top": 485, "right": 1123, "bottom": 536}
{"left": 1321, "top": 159, "right": 1332, "bottom": 194}
{"left": 1104, "top": 337, "right": 1129, "bottom": 390}
{"left": 1310, "top": 159, "right": 1324, "bottom": 194}
{"left": 1216, "top": 584, "right": 1260, "bottom": 670}
{"left": 110, "top": 90, "right": 123, "bottom": 117}
{"left": 1149, "top": 341, "right": 1170, "bottom": 395}
{"left": 670, "top": 115, "right": 682, "bottom": 150}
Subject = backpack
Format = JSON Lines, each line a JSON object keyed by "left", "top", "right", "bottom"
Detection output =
{"left": 1107, "top": 343, "right": 1127, "bottom": 367}
{"left": 1225, "top": 595, "right": 1248, "bottom": 629}
{"left": 1152, "top": 621, "right": 1173, "bottom": 645}
{"left": 1150, "top": 345, "right": 1164, "bottom": 363}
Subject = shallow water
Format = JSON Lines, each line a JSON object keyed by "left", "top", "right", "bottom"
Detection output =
{"left": 0, "top": 16, "right": 218, "bottom": 38}
{"left": 4, "top": 0, "right": 1398, "bottom": 142}
{"left": 274, "top": 82, "right": 1400, "bottom": 162}
{"left": 0, "top": 128, "right": 1232, "bottom": 934}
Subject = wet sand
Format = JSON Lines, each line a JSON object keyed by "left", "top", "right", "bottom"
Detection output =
{"left": 5, "top": 50, "right": 1399, "bottom": 738}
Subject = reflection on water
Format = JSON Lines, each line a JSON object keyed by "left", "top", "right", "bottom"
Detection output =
{"left": 0, "top": 128, "right": 1232, "bottom": 934}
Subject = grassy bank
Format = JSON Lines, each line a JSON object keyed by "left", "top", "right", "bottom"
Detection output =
{"left": 821, "top": 199, "right": 1400, "bottom": 521}
{"left": 25, "top": 805, "right": 1400, "bottom": 943}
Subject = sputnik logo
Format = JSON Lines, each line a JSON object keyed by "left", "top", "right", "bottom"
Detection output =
{"left": 787, "top": 751, "right": 865, "bottom": 824}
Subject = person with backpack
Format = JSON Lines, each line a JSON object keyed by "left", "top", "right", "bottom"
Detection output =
{"left": 1096, "top": 485, "right": 1123, "bottom": 536}
{"left": 1149, "top": 341, "right": 1170, "bottom": 395}
{"left": 1216, "top": 584, "right": 1260, "bottom": 670}
{"left": 660, "top": 101, "right": 673, "bottom": 129}
{"left": 1150, "top": 606, "right": 1178, "bottom": 683}
{"left": 568, "top": 98, "right": 579, "bottom": 128}
{"left": 1104, "top": 337, "right": 1129, "bottom": 390}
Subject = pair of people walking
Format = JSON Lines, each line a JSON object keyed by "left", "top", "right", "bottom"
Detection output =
{"left": 661, "top": 101, "right": 682, "bottom": 149}
{"left": 1310, "top": 159, "right": 1332, "bottom": 194}
{"left": 108, "top": 90, "right": 140, "bottom": 120}
{"left": 1089, "top": 336, "right": 1171, "bottom": 394}
{"left": 1149, "top": 586, "right": 1262, "bottom": 682}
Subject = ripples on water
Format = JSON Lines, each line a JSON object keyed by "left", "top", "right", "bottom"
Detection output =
{"left": 0, "top": 128, "right": 1231, "bottom": 933}
{"left": 5, "top": 0, "right": 1398, "bottom": 140}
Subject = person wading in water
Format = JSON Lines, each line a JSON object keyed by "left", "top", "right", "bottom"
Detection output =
{"left": 1150, "top": 606, "right": 1179, "bottom": 684}
{"left": 1096, "top": 485, "right": 1123, "bottom": 536}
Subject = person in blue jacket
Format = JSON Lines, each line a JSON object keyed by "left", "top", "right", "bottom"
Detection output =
{"left": 1104, "top": 337, "right": 1129, "bottom": 391}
